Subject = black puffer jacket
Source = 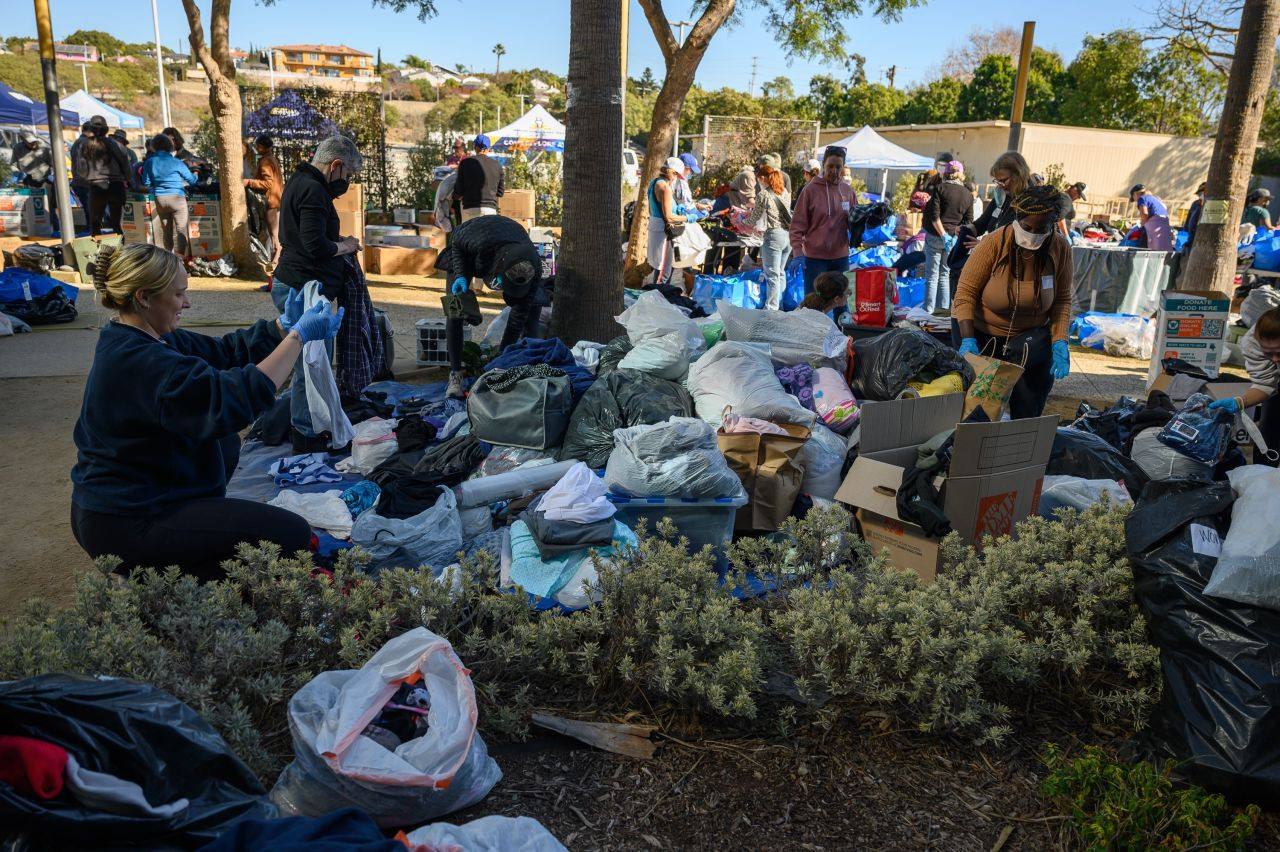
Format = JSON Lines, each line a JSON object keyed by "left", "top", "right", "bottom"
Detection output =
{"left": 439, "top": 214, "right": 541, "bottom": 290}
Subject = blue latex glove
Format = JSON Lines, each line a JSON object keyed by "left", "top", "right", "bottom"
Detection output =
{"left": 958, "top": 338, "right": 979, "bottom": 356}
{"left": 293, "top": 301, "right": 345, "bottom": 344}
{"left": 1208, "top": 397, "right": 1241, "bottom": 414}
{"left": 1051, "top": 340, "right": 1070, "bottom": 380}
{"left": 943, "top": 234, "right": 957, "bottom": 252}
{"left": 450, "top": 276, "right": 468, "bottom": 295}
{"left": 278, "top": 287, "right": 305, "bottom": 332}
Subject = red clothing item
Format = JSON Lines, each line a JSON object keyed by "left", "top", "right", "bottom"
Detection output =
{"left": 0, "top": 735, "right": 68, "bottom": 799}
{"left": 789, "top": 178, "right": 854, "bottom": 260}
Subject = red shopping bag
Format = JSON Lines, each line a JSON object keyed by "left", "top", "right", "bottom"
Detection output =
{"left": 846, "top": 266, "right": 897, "bottom": 327}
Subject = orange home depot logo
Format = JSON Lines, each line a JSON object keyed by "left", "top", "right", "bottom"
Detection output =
{"left": 976, "top": 491, "right": 1017, "bottom": 539}
{"left": 883, "top": 518, "right": 905, "bottom": 536}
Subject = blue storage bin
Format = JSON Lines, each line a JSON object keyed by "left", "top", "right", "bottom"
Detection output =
{"left": 606, "top": 489, "right": 748, "bottom": 567}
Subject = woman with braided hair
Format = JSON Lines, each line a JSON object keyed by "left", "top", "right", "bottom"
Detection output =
{"left": 952, "top": 186, "right": 1074, "bottom": 419}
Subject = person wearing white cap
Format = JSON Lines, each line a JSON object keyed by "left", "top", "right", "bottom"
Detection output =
{"left": 645, "top": 159, "right": 689, "bottom": 285}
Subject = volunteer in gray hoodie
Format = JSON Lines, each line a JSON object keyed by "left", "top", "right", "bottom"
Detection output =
{"left": 1209, "top": 305, "right": 1280, "bottom": 467}
{"left": 9, "top": 130, "right": 59, "bottom": 233}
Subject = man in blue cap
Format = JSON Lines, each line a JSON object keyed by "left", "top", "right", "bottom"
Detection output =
{"left": 453, "top": 133, "right": 505, "bottom": 222}
{"left": 673, "top": 152, "right": 710, "bottom": 220}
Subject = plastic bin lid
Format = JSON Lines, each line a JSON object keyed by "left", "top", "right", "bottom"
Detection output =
{"left": 605, "top": 489, "right": 747, "bottom": 506}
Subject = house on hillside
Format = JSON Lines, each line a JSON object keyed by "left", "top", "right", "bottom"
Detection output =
{"left": 530, "top": 78, "right": 560, "bottom": 104}
{"left": 271, "top": 44, "right": 375, "bottom": 79}
{"left": 24, "top": 42, "right": 99, "bottom": 63}
{"left": 459, "top": 76, "right": 488, "bottom": 94}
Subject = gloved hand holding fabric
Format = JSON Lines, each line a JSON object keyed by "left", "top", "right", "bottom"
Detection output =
{"left": 278, "top": 288, "right": 305, "bottom": 332}
{"left": 1208, "top": 397, "right": 1241, "bottom": 414}
{"left": 1051, "top": 340, "right": 1070, "bottom": 380}
{"left": 293, "top": 302, "right": 345, "bottom": 344}
{"left": 451, "top": 276, "right": 468, "bottom": 295}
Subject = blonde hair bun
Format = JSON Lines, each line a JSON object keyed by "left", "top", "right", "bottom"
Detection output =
{"left": 91, "top": 242, "right": 183, "bottom": 313}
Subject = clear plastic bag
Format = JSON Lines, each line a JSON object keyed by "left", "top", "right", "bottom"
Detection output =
{"left": 686, "top": 341, "right": 816, "bottom": 428}
{"left": 351, "top": 486, "right": 464, "bottom": 575}
{"left": 349, "top": 417, "right": 399, "bottom": 475}
{"left": 402, "top": 815, "right": 567, "bottom": 852}
{"left": 1078, "top": 313, "right": 1154, "bottom": 359}
{"left": 1036, "top": 475, "right": 1132, "bottom": 517}
{"left": 269, "top": 628, "right": 502, "bottom": 828}
{"left": 614, "top": 289, "right": 704, "bottom": 357}
{"left": 617, "top": 333, "right": 690, "bottom": 380}
{"left": 1204, "top": 466, "right": 1280, "bottom": 612}
{"left": 604, "top": 416, "right": 742, "bottom": 498}
{"left": 717, "top": 301, "right": 846, "bottom": 370}
{"left": 801, "top": 423, "right": 846, "bottom": 500}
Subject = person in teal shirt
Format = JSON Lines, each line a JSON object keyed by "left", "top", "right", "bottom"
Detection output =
{"left": 1243, "top": 188, "right": 1273, "bottom": 234}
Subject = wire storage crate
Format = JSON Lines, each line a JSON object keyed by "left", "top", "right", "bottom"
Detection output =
{"left": 415, "top": 318, "right": 449, "bottom": 366}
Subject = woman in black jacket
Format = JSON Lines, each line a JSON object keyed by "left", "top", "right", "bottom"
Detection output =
{"left": 76, "top": 115, "right": 132, "bottom": 236}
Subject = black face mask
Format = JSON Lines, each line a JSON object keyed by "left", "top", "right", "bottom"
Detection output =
{"left": 328, "top": 177, "right": 350, "bottom": 198}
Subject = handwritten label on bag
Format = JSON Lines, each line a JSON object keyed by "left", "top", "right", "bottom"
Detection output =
{"left": 1189, "top": 523, "right": 1222, "bottom": 558}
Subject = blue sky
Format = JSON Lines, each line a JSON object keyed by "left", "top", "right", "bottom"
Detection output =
{"left": 10, "top": 0, "right": 1142, "bottom": 92}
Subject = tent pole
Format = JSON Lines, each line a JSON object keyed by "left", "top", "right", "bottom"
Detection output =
{"left": 881, "top": 168, "right": 887, "bottom": 198}
{"left": 149, "top": 0, "right": 171, "bottom": 129}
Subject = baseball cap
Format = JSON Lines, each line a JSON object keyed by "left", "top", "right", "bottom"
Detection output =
{"left": 1256, "top": 187, "right": 1272, "bottom": 198}
{"left": 806, "top": 158, "right": 821, "bottom": 172}
{"left": 1129, "top": 184, "right": 1145, "bottom": 197}
{"left": 759, "top": 152, "right": 782, "bottom": 170}
{"left": 679, "top": 152, "right": 701, "bottom": 174}
{"left": 474, "top": 134, "right": 491, "bottom": 149}
{"left": 1072, "top": 181, "right": 1088, "bottom": 200}
{"left": 664, "top": 156, "right": 685, "bottom": 173}
{"left": 943, "top": 159, "right": 964, "bottom": 176}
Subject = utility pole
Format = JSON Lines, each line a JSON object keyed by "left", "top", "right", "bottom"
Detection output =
{"left": 669, "top": 19, "right": 694, "bottom": 157}
{"left": 519, "top": 93, "right": 526, "bottom": 114}
{"left": 149, "top": 0, "right": 171, "bottom": 128}
{"left": 80, "top": 61, "right": 88, "bottom": 92}
{"left": 33, "top": 0, "right": 75, "bottom": 253}
{"left": 749, "top": 56, "right": 758, "bottom": 96}
{"left": 1008, "top": 22, "right": 1035, "bottom": 152}
{"left": 377, "top": 47, "right": 388, "bottom": 210}
{"left": 886, "top": 65, "right": 896, "bottom": 88}
{"left": 267, "top": 47, "right": 275, "bottom": 97}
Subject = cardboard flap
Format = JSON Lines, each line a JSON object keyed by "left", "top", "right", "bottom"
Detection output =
{"left": 859, "top": 394, "right": 964, "bottom": 455}
{"left": 833, "top": 456, "right": 908, "bottom": 520}
{"left": 948, "top": 415, "right": 1058, "bottom": 478}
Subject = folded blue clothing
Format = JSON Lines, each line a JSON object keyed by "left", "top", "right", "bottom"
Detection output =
{"left": 508, "top": 518, "right": 636, "bottom": 599}
{"left": 487, "top": 337, "right": 594, "bottom": 400}
{"left": 340, "top": 480, "right": 381, "bottom": 519}
{"left": 269, "top": 452, "right": 342, "bottom": 487}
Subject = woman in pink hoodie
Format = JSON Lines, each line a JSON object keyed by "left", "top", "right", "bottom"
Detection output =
{"left": 790, "top": 145, "right": 854, "bottom": 294}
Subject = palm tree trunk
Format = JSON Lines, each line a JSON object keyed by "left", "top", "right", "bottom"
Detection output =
{"left": 1182, "top": 0, "right": 1280, "bottom": 294}
{"left": 551, "top": 0, "right": 623, "bottom": 344}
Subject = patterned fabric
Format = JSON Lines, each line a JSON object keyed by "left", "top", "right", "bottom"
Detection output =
{"left": 483, "top": 363, "right": 566, "bottom": 393}
{"left": 335, "top": 256, "right": 384, "bottom": 399}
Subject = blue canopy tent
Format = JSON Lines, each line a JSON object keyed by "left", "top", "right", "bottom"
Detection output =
{"left": 0, "top": 81, "right": 78, "bottom": 127}
{"left": 61, "top": 90, "right": 144, "bottom": 130}
{"left": 244, "top": 90, "right": 339, "bottom": 140}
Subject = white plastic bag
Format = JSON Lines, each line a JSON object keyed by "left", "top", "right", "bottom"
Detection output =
{"left": 270, "top": 628, "right": 501, "bottom": 828}
{"left": 617, "top": 332, "right": 689, "bottom": 380}
{"left": 717, "top": 301, "right": 847, "bottom": 370}
{"left": 1204, "top": 466, "right": 1280, "bottom": 611}
{"left": 802, "top": 423, "right": 846, "bottom": 500}
{"left": 482, "top": 306, "right": 552, "bottom": 348}
{"left": 539, "top": 461, "right": 615, "bottom": 523}
{"left": 403, "top": 815, "right": 567, "bottom": 852}
{"left": 351, "top": 486, "right": 464, "bottom": 574}
{"left": 614, "top": 289, "right": 704, "bottom": 357}
{"left": 1079, "top": 315, "right": 1154, "bottom": 360}
{"left": 348, "top": 418, "right": 399, "bottom": 475}
{"left": 672, "top": 221, "right": 712, "bottom": 268}
{"left": 1036, "top": 475, "right": 1132, "bottom": 518}
{"left": 605, "top": 416, "right": 742, "bottom": 498}
{"left": 686, "top": 341, "right": 816, "bottom": 428}
{"left": 268, "top": 490, "right": 354, "bottom": 538}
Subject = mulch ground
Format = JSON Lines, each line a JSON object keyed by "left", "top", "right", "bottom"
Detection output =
{"left": 448, "top": 714, "right": 1280, "bottom": 851}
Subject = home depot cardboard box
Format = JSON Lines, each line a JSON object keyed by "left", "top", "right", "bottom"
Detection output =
{"left": 1147, "top": 289, "right": 1231, "bottom": 383}
{"left": 365, "top": 245, "right": 438, "bottom": 276}
{"left": 834, "top": 394, "right": 1057, "bottom": 582}
{"left": 498, "top": 189, "right": 535, "bottom": 221}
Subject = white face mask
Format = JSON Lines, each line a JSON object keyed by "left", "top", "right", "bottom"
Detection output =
{"left": 1012, "top": 219, "right": 1048, "bottom": 250}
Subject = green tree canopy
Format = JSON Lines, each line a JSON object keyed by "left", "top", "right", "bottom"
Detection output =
{"left": 1058, "top": 31, "right": 1151, "bottom": 129}
{"left": 402, "top": 54, "right": 430, "bottom": 69}
{"left": 894, "top": 77, "right": 963, "bottom": 124}
{"left": 955, "top": 50, "right": 1062, "bottom": 123}
{"left": 63, "top": 29, "right": 125, "bottom": 57}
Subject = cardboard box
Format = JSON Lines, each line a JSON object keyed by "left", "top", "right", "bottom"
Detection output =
{"left": 365, "top": 245, "right": 438, "bottom": 276}
{"left": 417, "top": 211, "right": 435, "bottom": 226}
{"left": 498, "top": 189, "right": 535, "bottom": 221}
{"left": 392, "top": 207, "right": 416, "bottom": 224}
{"left": 1148, "top": 289, "right": 1231, "bottom": 383}
{"left": 332, "top": 182, "right": 365, "bottom": 214}
{"left": 834, "top": 394, "right": 1057, "bottom": 582}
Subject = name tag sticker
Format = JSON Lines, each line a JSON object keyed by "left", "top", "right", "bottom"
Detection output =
{"left": 1190, "top": 523, "right": 1222, "bottom": 558}
{"left": 1041, "top": 275, "right": 1054, "bottom": 290}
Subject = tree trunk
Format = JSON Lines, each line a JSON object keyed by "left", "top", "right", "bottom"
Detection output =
{"left": 179, "top": 0, "right": 260, "bottom": 278}
{"left": 551, "top": 0, "right": 624, "bottom": 345}
{"left": 1182, "top": 0, "right": 1280, "bottom": 293}
{"left": 623, "top": 0, "right": 736, "bottom": 285}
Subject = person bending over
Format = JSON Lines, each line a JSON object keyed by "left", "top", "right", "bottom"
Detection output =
{"left": 798, "top": 270, "right": 848, "bottom": 320}
{"left": 1209, "top": 305, "right": 1280, "bottom": 468}
{"left": 440, "top": 214, "right": 544, "bottom": 399}
{"left": 953, "top": 186, "right": 1074, "bottom": 419}
{"left": 70, "top": 242, "right": 343, "bottom": 580}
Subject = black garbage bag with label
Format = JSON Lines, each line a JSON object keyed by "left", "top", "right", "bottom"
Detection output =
{"left": 849, "top": 326, "right": 972, "bottom": 402}
{"left": 0, "top": 673, "right": 275, "bottom": 850}
{"left": 1126, "top": 479, "right": 1280, "bottom": 807}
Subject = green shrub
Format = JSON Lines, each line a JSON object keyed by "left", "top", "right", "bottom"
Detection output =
{"left": 1040, "top": 744, "right": 1260, "bottom": 850}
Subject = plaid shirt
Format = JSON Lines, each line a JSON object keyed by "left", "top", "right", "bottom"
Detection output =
{"left": 335, "top": 256, "right": 384, "bottom": 398}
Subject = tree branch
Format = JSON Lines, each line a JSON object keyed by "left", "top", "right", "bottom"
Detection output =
{"left": 685, "top": 0, "right": 738, "bottom": 53}
{"left": 637, "top": 0, "right": 678, "bottom": 67}
{"left": 178, "top": 0, "right": 221, "bottom": 82}
{"left": 210, "top": 0, "right": 235, "bottom": 78}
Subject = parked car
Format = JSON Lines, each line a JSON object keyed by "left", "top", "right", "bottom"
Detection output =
{"left": 622, "top": 148, "right": 640, "bottom": 189}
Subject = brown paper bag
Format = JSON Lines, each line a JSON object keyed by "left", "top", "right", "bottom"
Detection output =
{"left": 717, "top": 421, "right": 811, "bottom": 532}
{"left": 963, "top": 351, "right": 1024, "bottom": 421}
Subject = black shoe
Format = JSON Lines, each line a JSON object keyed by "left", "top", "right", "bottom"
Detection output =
{"left": 291, "top": 428, "right": 333, "bottom": 454}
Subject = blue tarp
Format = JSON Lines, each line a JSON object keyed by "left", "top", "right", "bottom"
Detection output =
{"left": 861, "top": 215, "right": 897, "bottom": 246}
{"left": 849, "top": 244, "right": 900, "bottom": 269}
{"left": 897, "top": 276, "right": 925, "bottom": 309}
{"left": 691, "top": 269, "right": 766, "bottom": 314}
{"left": 0, "top": 81, "right": 78, "bottom": 127}
{"left": 0, "top": 268, "right": 78, "bottom": 304}
{"left": 1254, "top": 232, "right": 1280, "bottom": 272}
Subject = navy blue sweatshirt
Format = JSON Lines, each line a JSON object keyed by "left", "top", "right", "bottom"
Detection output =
{"left": 72, "top": 319, "right": 282, "bottom": 514}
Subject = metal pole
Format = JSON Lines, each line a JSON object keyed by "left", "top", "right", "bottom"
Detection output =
{"left": 33, "top": 0, "right": 75, "bottom": 253}
{"left": 80, "top": 61, "right": 87, "bottom": 92}
{"left": 150, "top": 0, "right": 171, "bottom": 128}
{"left": 701, "top": 113, "right": 709, "bottom": 169}
{"left": 267, "top": 47, "right": 275, "bottom": 96}
{"left": 1008, "top": 21, "right": 1035, "bottom": 152}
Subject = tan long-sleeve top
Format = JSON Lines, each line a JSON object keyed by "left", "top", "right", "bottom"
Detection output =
{"left": 952, "top": 225, "right": 1074, "bottom": 341}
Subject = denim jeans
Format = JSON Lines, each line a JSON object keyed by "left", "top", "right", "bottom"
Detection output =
{"left": 761, "top": 227, "right": 792, "bottom": 310}
{"left": 924, "top": 233, "right": 950, "bottom": 312}
{"left": 801, "top": 255, "right": 850, "bottom": 295}
{"left": 272, "top": 279, "right": 330, "bottom": 437}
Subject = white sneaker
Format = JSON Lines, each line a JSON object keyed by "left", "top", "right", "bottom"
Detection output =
{"left": 445, "top": 370, "right": 467, "bottom": 399}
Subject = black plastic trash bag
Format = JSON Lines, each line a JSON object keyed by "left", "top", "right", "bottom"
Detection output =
{"left": 848, "top": 201, "right": 893, "bottom": 247}
{"left": 849, "top": 326, "right": 973, "bottom": 402}
{"left": 560, "top": 368, "right": 694, "bottom": 468}
{"left": 595, "top": 335, "right": 634, "bottom": 378}
{"left": 0, "top": 673, "right": 275, "bottom": 849}
{"left": 1, "top": 287, "right": 76, "bottom": 326}
{"left": 1046, "top": 428, "right": 1148, "bottom": 497}
{"left": 1072, "top": 395, "right": 1142, "bottom": 452}
{"left": 1126, "top": 479, "right": 1280, "bottom": 807}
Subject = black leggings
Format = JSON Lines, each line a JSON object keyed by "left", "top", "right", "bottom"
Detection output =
{"left": 448, "top": 283, "right": 542, "bottom": 370}
{"left": 1258, "top": 393, "right": 1280, "bottom": 468}
{"left": 88, "top": 181, "right": 126, "bottom": 236}
{"left": 71, "top": 497, "right": 312, "bottom": 582}
{"left": 973, "top": 323, "right": 1055, "bottom": 420}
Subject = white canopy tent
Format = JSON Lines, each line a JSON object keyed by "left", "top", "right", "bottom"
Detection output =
{"left": 61, "top": 90, "right": 145, "bottom": 131}
{"left": 485, "top": 104, "right": 565, "bottom": 154}
{"left": 826, "top": 125, "right": 934, "bottom": 197}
